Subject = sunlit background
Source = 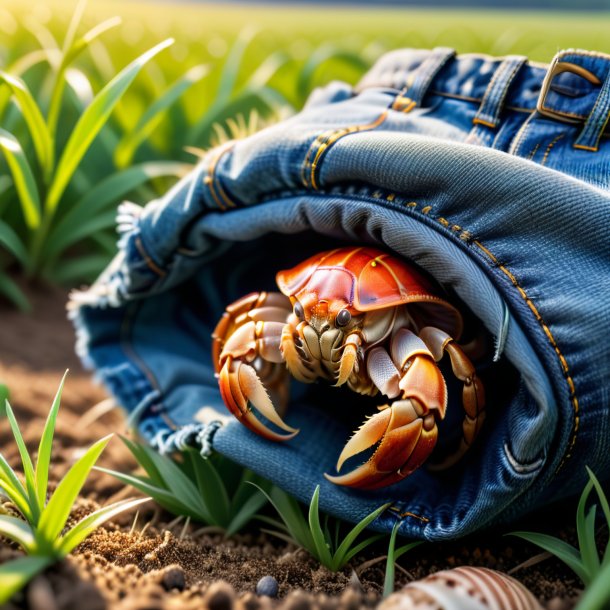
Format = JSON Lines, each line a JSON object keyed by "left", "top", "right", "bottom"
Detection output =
{"left": 0, "top": 0, "right": 609, "bottom": 307}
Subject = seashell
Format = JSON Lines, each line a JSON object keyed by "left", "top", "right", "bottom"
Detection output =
{"left": 378, "top": 566, "right": 543, "bottom": 610}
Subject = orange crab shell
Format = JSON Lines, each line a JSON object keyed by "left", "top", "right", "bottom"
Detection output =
{"left": 276, "top": 247, "right": 464, "bottom": 338}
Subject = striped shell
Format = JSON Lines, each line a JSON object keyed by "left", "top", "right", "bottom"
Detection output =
{"left": 378, "top": 567, "right": 543, "bottom": 610}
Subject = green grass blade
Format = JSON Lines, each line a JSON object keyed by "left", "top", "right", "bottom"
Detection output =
{"left": 0, "top": 128, "right": 41, "bottom": 229}
{"left": 0, "top": 555, "right": 53, "bottom": 604}
{"left": 585, "top": 467, "right": 610, "bottom": 566}
{"left": 44, "top": 161, "right": 189, "bottom": 259}
{"left": 576, "top": 559, "right": 610, "bottom": 610}
{"left": 0, "top": 219, "right": 28, "bottom": 266}
{"left": 46, "top": 38, "right": 174, "bottom": 215}
{"left": 140, "top": 449, "right": 210, "bottom": 518}
{"left": 114, "top": 64, "right": 209, "bottom": 168}
{"left": 0, "top": 274, "right": 31, "bottom": 312}
{"left": 0, "top": 514, "right": 36, "bottom": 552}
{"left": 395, "top": 540, "right": 424, "bottom": 561}
{"left": 35, "top": 370, "right": 67, "bottom": 511}
{"left": 581, "top": 505, "right": 600, "bottom": 577}
{"left": 57, "top": 496, "right": 149, "bottom": 556}
{"left": 308, "top": 486, "right": 333, "bottom": 568}
{"left": 332, "top": 502, "right": 390, "bottom": 569}
{"left": 94, "top": 466, "right": 198, "bottom": 519}
{"left": 342, "top": 533, "right": 386, "bottom": 566}
{"left": 38, "top": 434, "right": 112, "bottom": 541}
{"left": 383, "top": 522, "right": 401, "bottom": 598}
{"left": 45, "top": 0, "right": 87, "bottom": 137}
{"left": 44, "top": 161, "right": 187, "bottom": 261}
{"left": 4, "top": 401, "right": 38, "bottom": 521}
{"left": 189, "top": 451, "right": 231, "bottom": 526}
{"left": 382, "top": 528, "right": 422, "bottom": 598}
{"left": 64, "top": 17, "right": 122, "bottom": 67}
{"left": 260, "top": 528, "right": 298, "bottom": 547}
{"left": 509, "top": 532, "right": 589, "bottom": 585}
{"left": 0, "top": 479, "right": 33, "bottom": 523}
{"left": 249, "top": 483, "right": 313, "bottom": 552}
{"left": 225, "top": 491, "right": 268, "bottom": 537}
{"left": 119, "top": 437, "right": 165, "bottom": 488}
{"left": 217, "top": 27, "right": 257, "bottom": 104}
{"left": 269, "top": 486, "right": 315, "bottom": 552}
{"left": 0, "top": 72, "right": 53, "bottom": 181}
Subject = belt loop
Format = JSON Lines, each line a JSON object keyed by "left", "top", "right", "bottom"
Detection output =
{"left": 473, "top": 56, "right": 528, "bottom": 128}
{"left": 405, "top": 47, "right": 456, "bottom": 106}
{"left": 574, "top": 67, "right": 610, "bottom": 152}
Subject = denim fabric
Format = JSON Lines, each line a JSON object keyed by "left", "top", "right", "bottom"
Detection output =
{"left": 71, "top": 47, "right": 610, "bottom": 540}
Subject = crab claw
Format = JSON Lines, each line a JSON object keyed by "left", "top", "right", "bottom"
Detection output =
{"left": 324, "top": 399, "right": 438, "bottom": 490}
{"left": 219, "top": 357, "right": 299, "bottom": 441}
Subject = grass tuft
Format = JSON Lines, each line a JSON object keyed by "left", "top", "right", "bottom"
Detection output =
{"left": 509, "top": 468, "right": 610, "bottom": 609}
{"left": 0, "top": 371, "right": 149, "bottom": 603}
{"left": 253, "top": 483, "right": 388, "bottom": 572}
{"left": 98, "top": 438, "right": 269, "bottom": 537}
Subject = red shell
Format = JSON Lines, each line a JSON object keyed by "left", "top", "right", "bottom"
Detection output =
{"left": 276, "top": 247, "right": 463, "bottom": 337}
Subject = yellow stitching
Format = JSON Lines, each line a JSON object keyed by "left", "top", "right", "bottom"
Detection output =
{"left": 574, "top": 143, "right": 600, "bottom": 151}
{"left": 541, "top": 134, "right": 565, "bottom": 166}
{"left": 388, "top": 507, "right": 430, "bottom": 522}
{"left": 438, "top": 217, "right": 449, "bottom": 227}
{"left": 206, "top": 143, "right": 235, "bottom": 210}
{"left": 472, "top": 117, "right": 497, "bottom": 128}
{"left": 135, "top": 237, "right": 166, "bottom": 277}
{"left": 452, "top": 224, "right": 461, "bottom": 232}
{"left": 309, "top": 111, "right": 388, "bottom": 190}
{"left": 472, "top": 239, "right": 579, "bottom": 472}
{"left": 392, "top": 95, "right": 415, "bottom": 112}
{"left": 421, "top": 205, "right": 432, "bottom": 214}
{"left": 527, "top": 142, "right": 541, "bottom": 160}
{"left": 406, "top": 201, "right": 418, "bottom": 208}
{"left": 386, "top": 193, "right": 396, "bottom": 201}
{"left": 301, "top": 129, "right": 335, "bottom": 188}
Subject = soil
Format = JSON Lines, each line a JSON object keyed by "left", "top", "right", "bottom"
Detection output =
{"left": 0, "top": 284, "right": 584, "bottom": 609}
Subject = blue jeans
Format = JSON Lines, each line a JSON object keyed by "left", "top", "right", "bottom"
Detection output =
{"left": 71, "top": 47, "right": 610, "bottom": 540}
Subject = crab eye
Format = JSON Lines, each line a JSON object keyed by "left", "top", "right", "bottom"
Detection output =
{"left": 335, "top": 308, "right": 351, "bottom": 327}
{"left": 293, "top": 301, "right": 305, "bottom": 321}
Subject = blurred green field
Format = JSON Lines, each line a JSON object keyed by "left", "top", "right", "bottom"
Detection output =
{"left": 0, "top": 0, "right": 609, "bottom": 307}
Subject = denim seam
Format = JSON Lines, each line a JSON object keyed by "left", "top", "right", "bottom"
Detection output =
{"left": 205, "top": 142, "right": 237, "bottom": 210}
{"left": 301, "top": 109, "right": 391, "bottom": 190}
{"left": 470, "top": 240, "right": 578, "bottom": 474}
{"left": 135, "top": 236, "right": 166, "bottom": 277}
{"left": 541, "top": 134, "right": 565, "bottom": 166}
{"left": 508, "top": 112, "right": 535, "bottom": 156}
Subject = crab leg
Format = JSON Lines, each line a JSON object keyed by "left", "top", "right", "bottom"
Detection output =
{"left": 215, "top": 292, "right": 299, "bottom": 441}
{"left": 326, "top": 329, "right": 446, "bottom": 489}
{"left": 419, "top": 326, "right": 486, "bottom": 470}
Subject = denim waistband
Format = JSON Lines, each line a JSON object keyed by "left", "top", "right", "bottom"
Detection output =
{"left": 358, "top": 48, "right": 610, "bottom": 131}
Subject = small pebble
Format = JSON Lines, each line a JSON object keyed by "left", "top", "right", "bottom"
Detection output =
{"left": 256, "top": 575, "right": 278, "bottom": 598}
{"left": 161, "top": 566, "right": 186, "bottom": 591}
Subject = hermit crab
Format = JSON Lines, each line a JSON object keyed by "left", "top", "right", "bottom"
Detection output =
{"left": 212, "top": 247, "right": 485, "bottom": 490}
